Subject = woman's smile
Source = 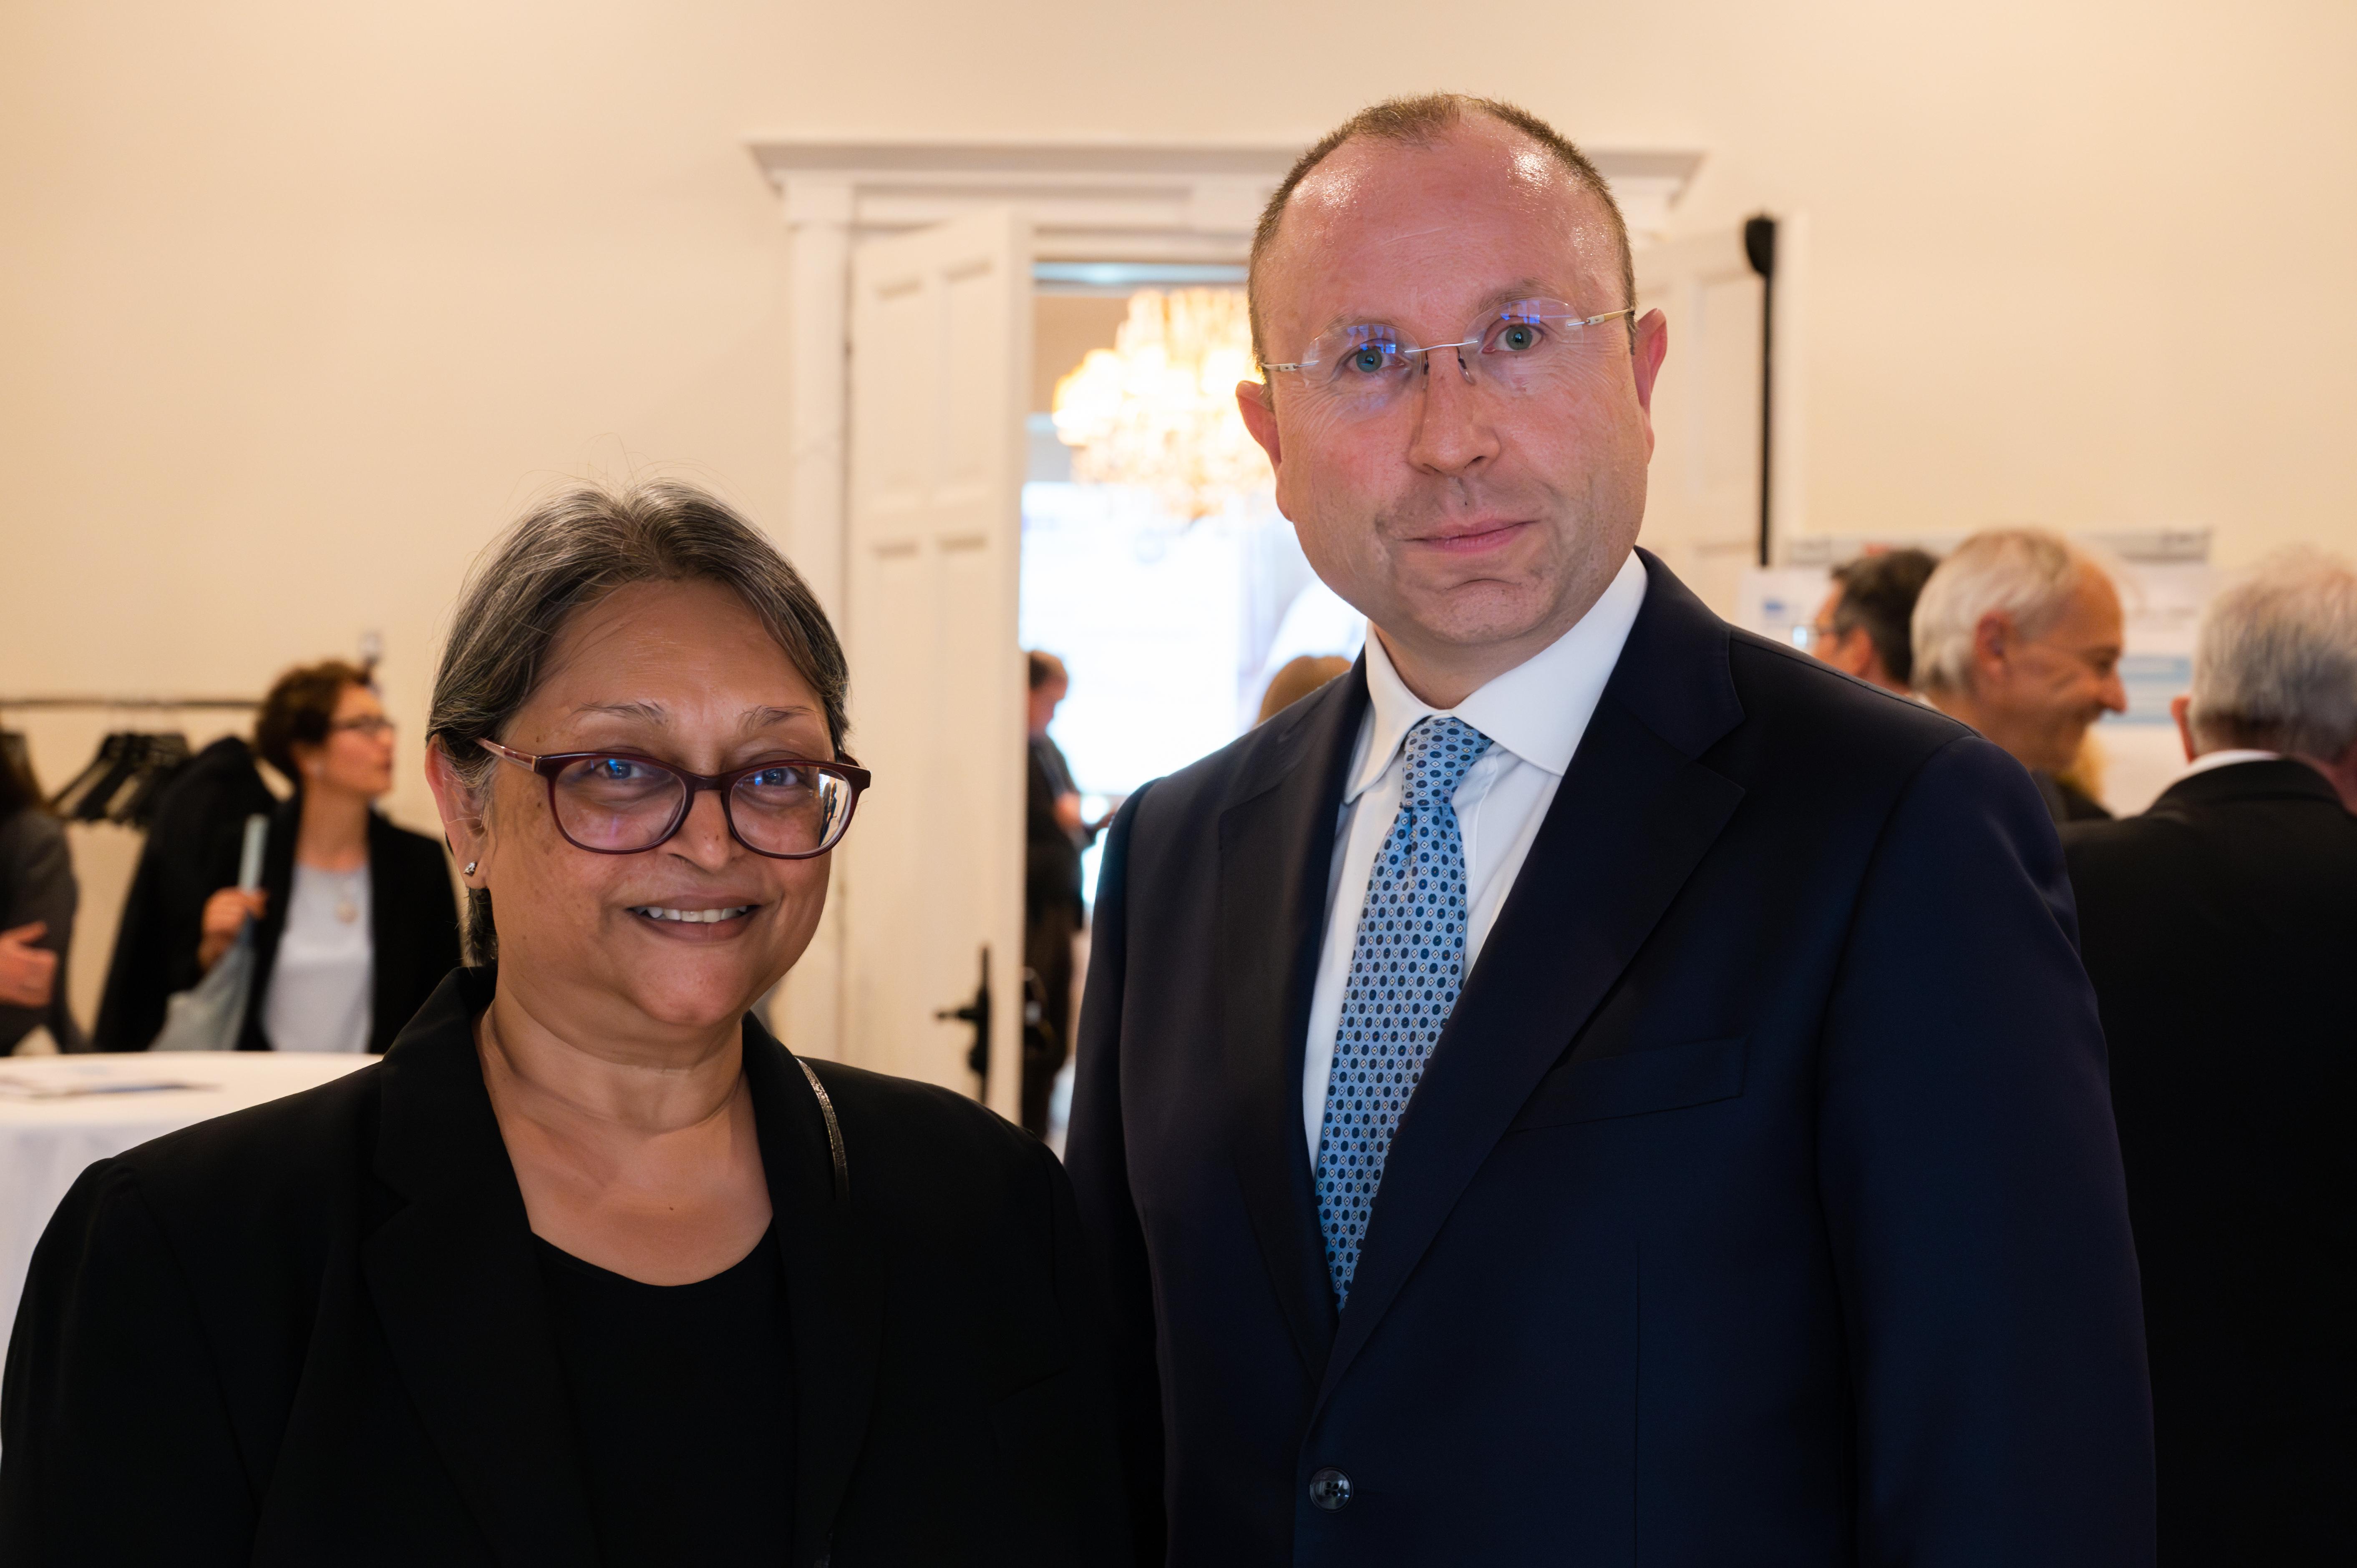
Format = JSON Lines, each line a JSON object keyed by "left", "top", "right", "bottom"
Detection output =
{"left": 625, "top": 900, "right": 761, "bottom": 939}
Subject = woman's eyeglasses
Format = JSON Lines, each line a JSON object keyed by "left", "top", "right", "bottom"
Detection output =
{"left": 473, "top": 738, "right": 869, "bottom": 860}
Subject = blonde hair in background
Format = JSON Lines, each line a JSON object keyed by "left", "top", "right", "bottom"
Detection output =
{"left": 1910, "top": 529, "right": 2105, "bottom": 697}
{"left": 2053, "top": 731, "right": 2107, "bottom": 805}
{"left": 2187, "top": 549, "right": 2357, "bottom": 759}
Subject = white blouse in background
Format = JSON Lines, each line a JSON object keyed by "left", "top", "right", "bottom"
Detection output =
{"left": 261, "top": 863, "right": 373, "bottom": 1053}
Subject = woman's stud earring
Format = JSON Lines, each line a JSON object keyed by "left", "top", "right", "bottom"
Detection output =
{"left": 463, "top": 861, "right": 478, "bottom": 876}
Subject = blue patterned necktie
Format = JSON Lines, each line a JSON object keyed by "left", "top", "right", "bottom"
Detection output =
{"left": 1314, "top": 715, "right": 1493, "bottom": 1308}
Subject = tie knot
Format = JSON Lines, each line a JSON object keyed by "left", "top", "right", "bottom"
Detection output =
{"left": 1401, "top": 715, "right": 1493, "bottom": 804}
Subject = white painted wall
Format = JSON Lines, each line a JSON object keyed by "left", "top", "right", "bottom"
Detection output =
{"left": 5, "top": 0, "right": 2353, "bottom": 846}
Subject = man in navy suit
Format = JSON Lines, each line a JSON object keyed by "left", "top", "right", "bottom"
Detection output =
{"left": 1065, "top": 93, "right": 2153, "bottom": 1566}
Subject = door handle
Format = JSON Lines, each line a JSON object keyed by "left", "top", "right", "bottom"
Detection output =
{"left": 937, "top": 944, "right": 991, "bottom": 1080}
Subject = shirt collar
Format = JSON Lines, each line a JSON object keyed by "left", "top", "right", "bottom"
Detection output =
{"left": 1347, "top": 551, "right": 1649, "bottom": 803}
{"left": 2181, "top": 747, "right": 2281, "bottom": 778}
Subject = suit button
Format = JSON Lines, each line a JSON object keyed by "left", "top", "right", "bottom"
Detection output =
{"left": 1308, "top": 1467, "right": 1352, "bottom": 1511}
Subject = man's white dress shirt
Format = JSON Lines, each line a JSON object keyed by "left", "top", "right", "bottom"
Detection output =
{"left": 1301, "top": 552, "right": 1649, "bottom": 1154}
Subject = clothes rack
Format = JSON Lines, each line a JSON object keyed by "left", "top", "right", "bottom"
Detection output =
{"left": 0, "top": 697, "right": 259, "bottom": 711}
{"left": 1, "top": 698, "right": 261, "bottom": 830}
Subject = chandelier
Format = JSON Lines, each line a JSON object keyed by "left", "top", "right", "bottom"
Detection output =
{"left": 1050, "top": 288, "right": 1271, "bottom": 522}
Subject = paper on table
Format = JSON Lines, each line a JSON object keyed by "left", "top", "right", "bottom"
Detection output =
{"left": 0, "top": 1075, "right": 222, "bottom": 1101}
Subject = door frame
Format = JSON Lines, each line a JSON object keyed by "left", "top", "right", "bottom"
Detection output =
{"left": 745, "top": 136, "right": 1709, "bottom": 1073}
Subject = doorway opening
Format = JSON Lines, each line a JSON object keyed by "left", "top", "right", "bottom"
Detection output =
{"left": 751, "top": 139, "right": 1712, "bottom": 1120}
{"left": 1020, "top": 264, "right": 1361, "bottom": 907}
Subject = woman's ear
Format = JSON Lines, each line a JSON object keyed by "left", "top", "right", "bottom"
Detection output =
{"left": 425, "top": 740, "right": 489, "bottom": 883}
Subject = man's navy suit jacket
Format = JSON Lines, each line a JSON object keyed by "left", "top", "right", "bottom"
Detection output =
{"left": 1065, "top": 553, "right": 2154, "bottom": 1566}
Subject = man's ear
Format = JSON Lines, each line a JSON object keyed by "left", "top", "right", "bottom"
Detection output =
{"left": 1237, "top": 379, "right": 1282, "bottom": 478}
{"left": 1841, "top": 632, "right": 1884, "bottom": 684}
{"left": 425, "top": 740, "right": 488, "bottom": 883}
{"left": 2317, "top": 737, "right": 2357, "bottom": 815}
{"left": 1630, "top": 308, "right": 1670, "bottom": 445}
{"left": 2169, "top": 694, "right": 2198, "bottom": 764}
{"left": 1972, "top": 610, "right": 2014, "bottom": 686}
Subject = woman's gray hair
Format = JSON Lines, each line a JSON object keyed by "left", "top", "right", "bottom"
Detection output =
{"left": 2188, "top": 548, "right": 2357, "bottom": 760}
{"left": 430, "top": 480, "right": 847, "bottom": 962}
{"left": 1911, "top": 528, "right": 2099, "bottom": 696}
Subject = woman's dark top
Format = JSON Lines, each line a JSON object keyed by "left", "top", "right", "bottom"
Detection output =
{"left": 0, "top": 966, "right": 1131, "bottom": 1566}
{"left": 534, "top": 1229, "right": 795, "bottom": 1565}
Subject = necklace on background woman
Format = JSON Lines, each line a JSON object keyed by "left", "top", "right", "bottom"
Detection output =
{"left": 322, "top": 867, "right": 363, "bottom": 923}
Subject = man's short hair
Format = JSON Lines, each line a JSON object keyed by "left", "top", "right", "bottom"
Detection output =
{"left": 1246, "top": 93, "right": 1633, "bottom": 369}
{"left": 1027, "top": 650, "right": 1068, "bottom": 692}
{"left": 1829, "top": 548, "right": 1941, "bottom": 689}
{"left": 1911, "top": 529, "right": 2103, "bottom": 697}
{"left": 2188, "top": 549, "right": 2357, "bottom": 759}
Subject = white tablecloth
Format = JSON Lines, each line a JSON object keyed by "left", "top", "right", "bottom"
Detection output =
{"left": 0, "top": 1052, "right": 375, "bottom": 1372}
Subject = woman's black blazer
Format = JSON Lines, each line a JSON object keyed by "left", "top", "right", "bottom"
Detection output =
{"left": 0, "top": 968, "right": 1132, "bottom": 1566}
{"left": 231, "top": 795, "right": 461, "bottom": 1052}
{"left": 89, "top": 736, "right": 276, "bottom": 1053}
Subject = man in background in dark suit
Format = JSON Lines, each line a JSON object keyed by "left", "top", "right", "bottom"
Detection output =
{"left": 1066, "top": 92, "right": 2152, "bottom": 1566}
{"left": 1913, "top": 527, "right": 2128, "bottom": 821}
{"left": 2063, "top": 551, "right": 2357, "bottom": 1565}
{"left": 1023, "top": 650, "right": 1090, "bottom": 1135}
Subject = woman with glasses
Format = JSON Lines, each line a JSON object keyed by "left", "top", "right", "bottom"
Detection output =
{"left": 0, "top": 483, "right": 1130, "bottom": 1565}
{"left": 186, "top": 659, "right": 461, "bottom": 1051}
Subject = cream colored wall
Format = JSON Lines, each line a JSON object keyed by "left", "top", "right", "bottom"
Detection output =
{"left": 1, "top": 4, "right": 811, "bottom": 833}
{"left": 6, "top": 0, "right": 2353, "bottom": 844}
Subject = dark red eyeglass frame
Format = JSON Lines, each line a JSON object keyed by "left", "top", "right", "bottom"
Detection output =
{"left": 473, "top": 737, "right": 871, "bottom": 860}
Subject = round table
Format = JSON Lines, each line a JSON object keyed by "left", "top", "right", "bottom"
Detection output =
{"left": 0, "top": 1051, "right": 375, "bottom": 1372}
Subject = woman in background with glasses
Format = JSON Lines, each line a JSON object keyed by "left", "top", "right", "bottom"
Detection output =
{"left": 187, "top": 659, "right": 461, "bottom": 1052}
{"left": 1, "top": 482, "right": 1131, "bottom": 1565}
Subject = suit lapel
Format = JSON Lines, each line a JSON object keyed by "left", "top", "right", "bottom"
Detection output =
{"left": 1315, "top": 555, "right": 1749, "bottom": 1409}
{"left": 741, "top": 1024, "right": 882, "bottom": 1563}
{"left": 360, "top": 970, "right": 601, "bottom": 1567}
{"left": 1218, "top": 665, "right": 1369, "bottom": 1380}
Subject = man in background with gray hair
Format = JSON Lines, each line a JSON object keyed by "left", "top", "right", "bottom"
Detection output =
{"left": 1912, "top": 528, "right": 2128, "bottom": 820}
{"left": 2063, "top": 551, "right": 2357, "bottom": 1564}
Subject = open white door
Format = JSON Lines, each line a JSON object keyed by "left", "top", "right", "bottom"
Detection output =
{"left": 840, "top": 208, "right": 1031, "bottom": 1119}
{"left": 1636, "top": 227, "right": 1765, "bottom": 617}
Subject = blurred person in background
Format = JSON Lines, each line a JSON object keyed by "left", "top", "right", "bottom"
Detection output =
{"left": 1257, "top": 654, "right": 1353, "bottom": 723}
{"left": 194, "top": 660, "right": 459, "bottom": 1052}
{"left": 1, "top": 482, "right": 1128, "bottom": 1563}
{"left": 1801, "top": 547, "right": 1939, "bottom": 693}
{"left": 91, "top": 710, "right": 278, "bottom": 1051}
{"left": 2056, "top": 732, "right": 2109, "bottom": 810}
{"left": 2062, "top": 551, "right": 2357, "bottom": 1565}
{"left": 1024, "top": 650, "right": 1091, "bottom": 1135}
{"left": 1912, "top": 528, "right": 2128, "bottom": 820}
{"left": 0, "top": 748, "right": 81, "bottom": 1054}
